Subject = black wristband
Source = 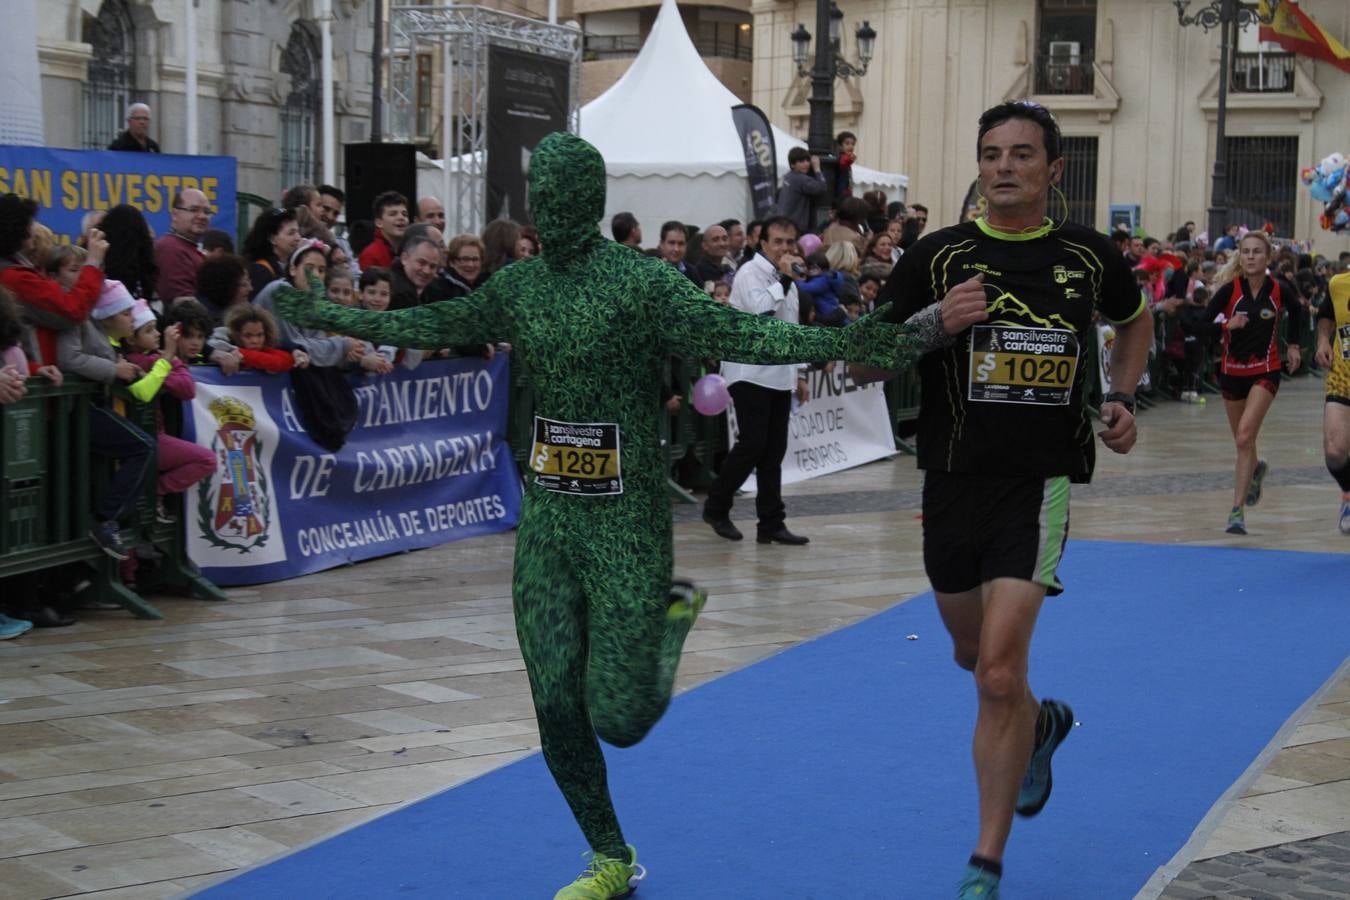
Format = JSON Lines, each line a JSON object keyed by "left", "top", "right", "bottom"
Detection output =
{"left": 1103, "top": 391, "right": 1136, "bottom": 414}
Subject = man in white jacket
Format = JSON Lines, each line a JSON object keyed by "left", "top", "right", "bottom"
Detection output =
{"left": 702, "top": 215, "right": 811, "bottom": 545}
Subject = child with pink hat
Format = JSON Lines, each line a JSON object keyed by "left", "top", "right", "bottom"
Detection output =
{"left": 55, "top": 280, "right": 157, "bottom": 562}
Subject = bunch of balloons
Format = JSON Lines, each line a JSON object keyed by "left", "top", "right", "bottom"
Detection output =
{"left": 1300, "top": 152, "right": 1348, "bottom": 233}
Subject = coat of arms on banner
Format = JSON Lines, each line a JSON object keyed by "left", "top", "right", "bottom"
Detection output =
{"left": 196, "top": 396, "right": 272, "bottom": 552}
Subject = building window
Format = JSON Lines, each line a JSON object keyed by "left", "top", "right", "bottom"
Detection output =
{"left": 416, "top": 54, "right": 434, "bottom": 140}
{"left": 1035, "top": 0, "right": 1095, "bottom": 96}
{"left": 1060, "top": 136, "right": 1098, "bottom": 227}
{"left": 695, "top": 17, "right": 753, "bottom": 62}
{"left": 82, "top": 0, "right": 136, "bottom": 149}
{"left": 1226, "top": 136, "right": 1298, "bottom": 236}
{"left": 280, "top": 24, "right": 320, "bottom": 193}
{"left": 1231, "top": 21, "right": 1294, "bottom": 93}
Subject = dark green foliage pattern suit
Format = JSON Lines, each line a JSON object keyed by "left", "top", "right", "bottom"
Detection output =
{"left": 277, "top": 132, "right": 923, "bottom": 858}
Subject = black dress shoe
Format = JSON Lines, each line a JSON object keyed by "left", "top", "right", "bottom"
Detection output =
{"left": 757, "top": 527, "right": 809, "bottom": 545}
{"left": 702, "top": 513, "right": 743, "bottom": 541}
{"left": 18, "top": 606, "right": 77, "bottom": 628}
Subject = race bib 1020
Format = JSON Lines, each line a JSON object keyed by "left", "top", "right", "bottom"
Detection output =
{"left": 968, "top": 325, "right": 1079, "bottom": 406}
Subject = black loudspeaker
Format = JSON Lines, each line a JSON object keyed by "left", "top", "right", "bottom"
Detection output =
{"left": 343, "top": 142, "right": 417, "bottom": 227}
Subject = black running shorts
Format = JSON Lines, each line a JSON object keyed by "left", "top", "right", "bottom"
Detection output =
{"left": 921, "top": 470, "right": 1072, "bottom": 597}
{"left": 1219, "top": 372, "right": 1280, "bottom": 402}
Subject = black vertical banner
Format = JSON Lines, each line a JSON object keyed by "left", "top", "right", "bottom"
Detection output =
{"left": 486, "top": 46, "right": 570, "bottom": 224}
{"left": 731, "top": 104, "right": 778, "bottom": 220}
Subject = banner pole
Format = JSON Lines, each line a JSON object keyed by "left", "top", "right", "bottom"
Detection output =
{"left": 185, "top": 0, "right": 198, "bottom": 154}
{"left": 320, "top": 0, "right": 336, "bottom": 185}
{"left": 442, "top": 39, "right": 453, "bottom": 232}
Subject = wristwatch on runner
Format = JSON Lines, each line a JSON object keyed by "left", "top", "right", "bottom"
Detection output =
{"left": 1103, "top": 391, "right": 1136, "bottom": 414}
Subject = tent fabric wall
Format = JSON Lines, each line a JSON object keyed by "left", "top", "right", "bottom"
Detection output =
{"left": 577, "top": 0, "right": 907, "bottom": 232}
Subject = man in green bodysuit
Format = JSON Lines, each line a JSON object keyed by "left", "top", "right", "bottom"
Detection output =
{"left": 277, "top": 132, "right": 925, "bottom": 899}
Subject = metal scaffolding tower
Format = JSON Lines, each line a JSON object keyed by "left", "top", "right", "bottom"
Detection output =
{"left": 387, "top": 5, "right": 582, "bottom": 234}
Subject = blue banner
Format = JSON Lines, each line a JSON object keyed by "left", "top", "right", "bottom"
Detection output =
{"left": 0, "top": 145, "right": 236, "bottom": 244}
{"left": 182, "top": 356, "right": 522, "bottom": 586}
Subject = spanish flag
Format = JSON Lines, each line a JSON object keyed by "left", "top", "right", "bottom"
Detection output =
{"left": 1258, "top": 1, "right": 1350, "bottom": 74}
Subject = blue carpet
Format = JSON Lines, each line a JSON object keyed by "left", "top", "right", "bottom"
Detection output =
{"left": 197, "top": 541, "right": 1350, "bottom": 899}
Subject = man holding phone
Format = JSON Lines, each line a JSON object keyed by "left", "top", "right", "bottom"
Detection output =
{"left": 703, "top": 215, "right": 812, "bottom": 545}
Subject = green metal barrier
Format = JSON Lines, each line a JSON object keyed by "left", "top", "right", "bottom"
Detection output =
{"left": 885, "top": 370, "right": 921, "bottom": 455}
{"left": 114, "top": 385, "right": 230, "bottom": 609}
{"left": 0, "top": 378, "right": 224, "bottom": 620}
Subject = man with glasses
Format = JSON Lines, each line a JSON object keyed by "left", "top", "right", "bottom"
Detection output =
{"left": 108, "top": 103, "right": 160, "bottom": 153}
{"left": 155, "top": 188, "right": 212, "bottom": 301}
{"left": 854, "top": 100, "right": 1151, "bottom": 899}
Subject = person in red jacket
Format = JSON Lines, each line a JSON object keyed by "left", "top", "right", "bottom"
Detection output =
{"left": 0, "top": 193, "right": 108, "bottom": 367}
{"left": 224, "top": 305, "right": 310, "bottom": 372}
{"left": 356, "top": 191, "right": 409, "bottom": 270}
{"left": 122, "top": 300, "right": 217, "bottom": 512}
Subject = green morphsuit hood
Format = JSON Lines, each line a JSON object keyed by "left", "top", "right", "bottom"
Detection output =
{"left": 528, "top": 131, "right": 607, "bottom": 270}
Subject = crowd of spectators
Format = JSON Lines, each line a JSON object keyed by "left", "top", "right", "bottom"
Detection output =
{"left": 1113, "top": 219, "right": 1339, "bottom": 404}
{"left": 3, "top": 114, "right": 1348, "bottom": 639}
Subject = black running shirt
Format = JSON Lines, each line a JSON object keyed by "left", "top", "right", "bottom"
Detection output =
{"left": 881, "top": 219, "right": 1143, "bottom": 481}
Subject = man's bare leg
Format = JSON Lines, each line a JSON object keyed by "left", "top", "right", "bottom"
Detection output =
{"left": 937, "top": 577, "right": 1046, "bottom": 862}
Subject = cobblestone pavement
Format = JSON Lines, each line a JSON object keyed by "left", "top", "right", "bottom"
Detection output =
{"left": 1159, "top": 831, "right": 1350, "bottom": 899}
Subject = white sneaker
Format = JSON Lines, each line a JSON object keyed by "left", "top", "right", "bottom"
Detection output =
{"left": 1339, "top": 494, "right": 1350, "bottom": 536}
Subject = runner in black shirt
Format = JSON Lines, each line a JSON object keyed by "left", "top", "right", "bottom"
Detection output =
{"left": 854, "top": 101, "right": 1152, "bottom": 900}
{"left": 1201, "top": 230, "right": 1303, "bottom": 534}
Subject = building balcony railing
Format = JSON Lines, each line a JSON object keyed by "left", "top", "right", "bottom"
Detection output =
{"left": 1230, "top": 52, "right": 1294, "bottom": 93}
{"left": 692, "top": 37, "right": 751, "bottom": 62}
{"left": 583, "top": 33, "right": 751, "bottom": 62}
{"left": 1034, "top": 50, "right": 1095, "bottom": 96}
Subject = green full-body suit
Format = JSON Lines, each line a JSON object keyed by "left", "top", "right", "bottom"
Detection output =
{"left": 277, "top": 133, "right": 923, "bottom": 861}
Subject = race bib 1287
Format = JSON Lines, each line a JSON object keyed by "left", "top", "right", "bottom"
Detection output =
{"left": 529, "top": 416, "right": 623, "bottom": 496}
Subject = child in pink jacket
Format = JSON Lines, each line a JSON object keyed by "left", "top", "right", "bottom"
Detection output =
{"left": 122, "top": 300, "right": 216, "bottom": 519}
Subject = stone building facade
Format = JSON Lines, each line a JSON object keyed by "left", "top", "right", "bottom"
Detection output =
{"left": 36, "top": 0, "right": 375, "bottom": 201}
{"left": 752, "top": 0, "right": 1350, "bottom": 250}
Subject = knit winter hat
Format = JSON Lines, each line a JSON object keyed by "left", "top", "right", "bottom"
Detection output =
{"left": 91, "top": 279, "right": 135, "bottom": 320}
{"left": 130, "top": 299, "right": 156, "bottom": 333}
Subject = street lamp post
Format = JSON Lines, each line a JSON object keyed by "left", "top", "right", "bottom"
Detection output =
{"left": 789, "top": 3, "right": 876, "bottom": 218}
{"left": 1174, "top": 0, "right": 1280, "bottom": 243}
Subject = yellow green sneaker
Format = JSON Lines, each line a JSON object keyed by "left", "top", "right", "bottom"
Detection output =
{"left": 667, "top": 580, "right": 707, "bottom": 624}
{"left": 554, "top": 845, "right": 645, "bottom": 899}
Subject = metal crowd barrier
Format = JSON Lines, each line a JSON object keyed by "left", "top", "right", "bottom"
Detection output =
{"left": 0, "top": 377, "right": 225, "bottom": 620}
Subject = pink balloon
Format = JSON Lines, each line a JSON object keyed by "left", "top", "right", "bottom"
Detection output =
{"left": 691, "top": 373, "right": 731, "bottom": 416}
{"left": 798, "top": 233, "right": 822, "bottom": 257}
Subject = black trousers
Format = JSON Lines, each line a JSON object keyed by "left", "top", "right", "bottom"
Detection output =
{"left": 89, "top": 406, "right": 155, "bottom": 522}
{"left": 704, "top": 381, "right": 791, "bottom": 534}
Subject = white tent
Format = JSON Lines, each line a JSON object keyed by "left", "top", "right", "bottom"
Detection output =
{"left": 578, "top": 0, "right": 907, "bottom": 232}
{"left": 417, "top": 0, "right": 907, "bottom": 234}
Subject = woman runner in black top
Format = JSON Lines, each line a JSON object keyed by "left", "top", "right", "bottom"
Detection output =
{"left": 1202, "top": 230, "right": 1303, "bottom": 534}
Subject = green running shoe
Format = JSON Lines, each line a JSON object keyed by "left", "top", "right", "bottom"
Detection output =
{"left": 554, "top": 845, "right": 644, "bottom": 900}
{"left": 1226, "top": 507, "right": 1247, "bottom": 535}
{"left": 667, "top": 579, "right": 707, "bottom": 624}
{"left": 1016, "top": 698, "right": 1074, "bottom": 818}
{"left": 957, "top": 864, "right": 1001, "bottom": 899}
{"left": 1245, "top": 459, "right": 1268, "bottom": 507}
